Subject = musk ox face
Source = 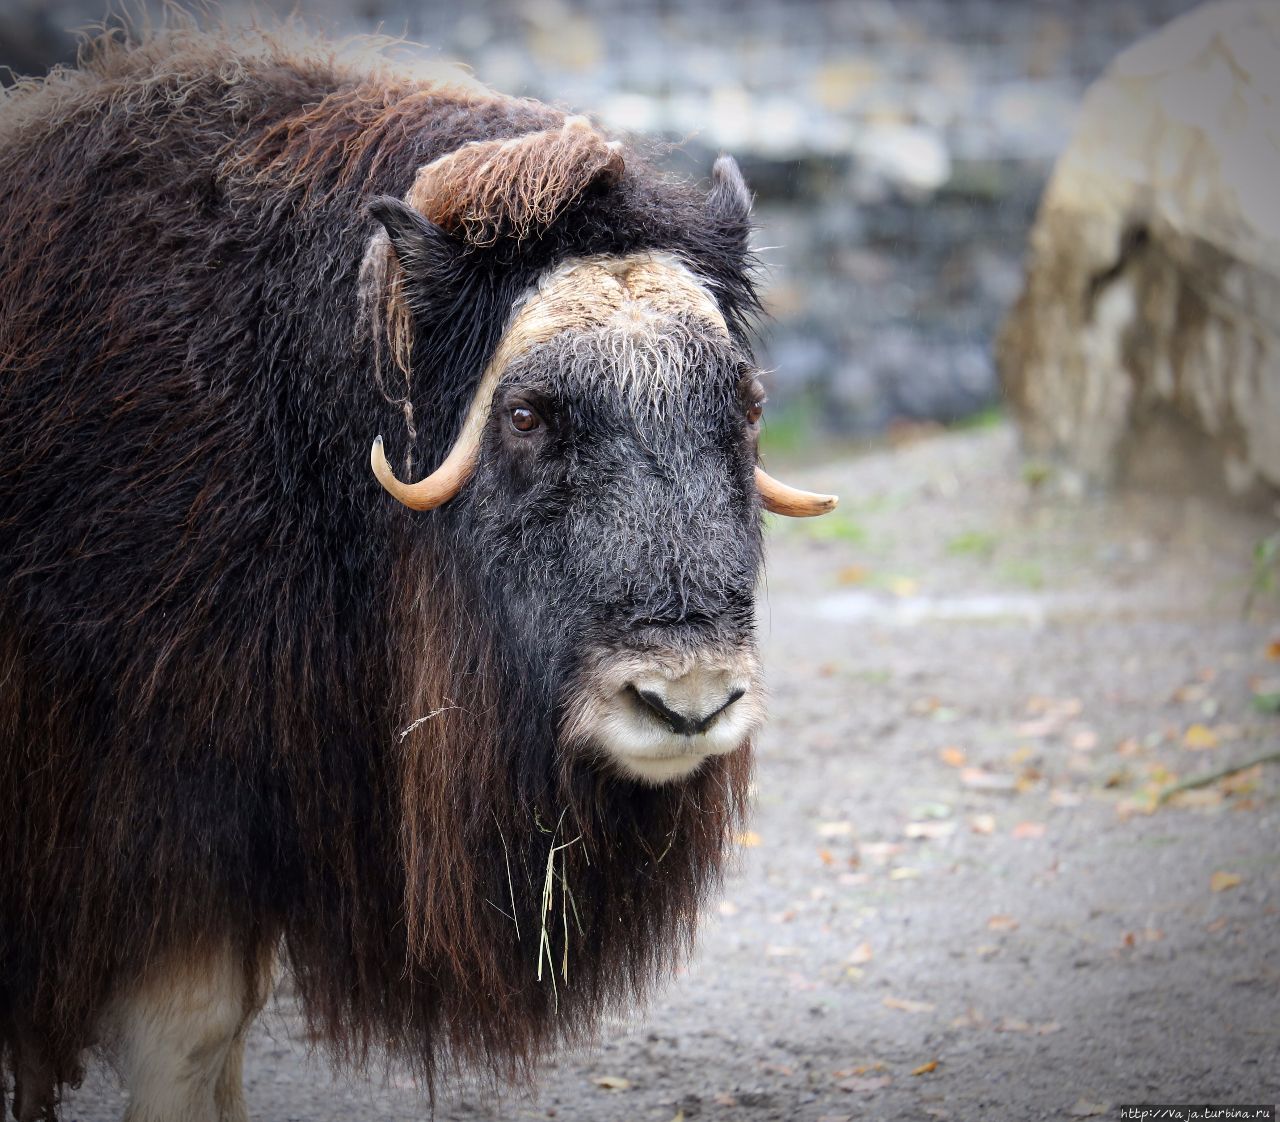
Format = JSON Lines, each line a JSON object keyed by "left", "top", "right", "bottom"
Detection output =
{"left": 454, "top": 254, "right": 768, "bottom": 784}
{"left": 368, "top": 157, "right": 836, "bottom": 787}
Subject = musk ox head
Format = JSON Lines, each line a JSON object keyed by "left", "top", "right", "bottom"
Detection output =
{"left": 365, "top": 128, "right": 835, "bottom": 788}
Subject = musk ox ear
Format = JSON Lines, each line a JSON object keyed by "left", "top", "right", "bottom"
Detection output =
{"left": 706, "top": 155, "right": 753, "bottom": 252}
{"left": 367, "top": 195, "right": 460, "bottom": 277}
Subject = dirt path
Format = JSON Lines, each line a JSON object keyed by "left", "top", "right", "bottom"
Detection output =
{"left": 65, "top": 424, "right": 1279, "bottom": 1122}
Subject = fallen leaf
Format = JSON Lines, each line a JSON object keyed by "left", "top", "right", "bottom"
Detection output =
{"left": 848, "top": 940, "right": 874, "bottom": 965}
{"left": 1014, "top": 717, "right": 1057, "bottom": 738}
{"left": 888, "top": 575, "right": 918, "bottom": 598}
{"left": 1120, "top": 928, "right": 1164, "bottom": 948}
{"left": 712, "top": 1092, "right": 737, "bottom": 1107}
{"left": 905, "top": 820, "right": 956, "bottom": 840}
{"left": 669, "top": 1112, "right": 685, "bottom": 1122}
{"left": 1183, "top": 724, "right": 1220, "bottom": 750}
{"left": 1115, "top": 793, "right": 1157, "bottom": 819}
{"left": 974, "top": 943, "right": 1000, "bottom": 958}
{"left": 1011, "top": 821, "right": 1046, "bottom": 840}
{"left": 987, "top": 914, "right": 1019, "bottom": 932}
{"left": 1115, "top": 737, "right": 1143, "bottom": 756}
{"left": 836, "top": 564, "right": 870, "bottom": 585}
{"left": 911, "top": 1060, "right": 938, "bottom": 1076}
{"left": 860, "top": 841, "right": 903, "bottom": 863}
{"left": 969, "top": 814, "right": 997, "bottom": 835}
{"left": 960, "top": 768, "right": 1017, "bottom": 792}
{"left": 882, "top": 995, "right": 935, "bottom": 1014}
{"left": 592, "top": 1075, "right": 631, "bottom": 1091}
{"left": 889, "top": 866, "right": 921, "bottom": 881}
{"left": 831, "top": 1062, "right": 886, "bottom": 1078}
{"left": 939, "top": 746, "right": 967, "bottom": 768}
{"left": 1210, "top": 871, "right": 1242, "bottom": 893}
{"left": 1167, "top": 788, "right": 1224, "bottom": 810}
{"left": 818, "top": 848, "right": 836, "bottom": 866}
{"left": 837, "top": 1075, "right": 892, "bottom": 1093}
{"left": 736, "top": 831, "right": 762, "bottom": 847}
{"left": 817, "top": 820, "right": 855, "bottom": 838}
{"left": 951, "top": 1007, "right": 987, "bottom": 1028}
{"left": 1266, "top": 639, "right": 1280, "bottom": 660}
{"left": 1071, "top": 730, "right": 1099, "bottom": 751}
{"left": 1172, "top": 682, "right": 1209, "bottom": 704}
{"left": 1069, "top": 1100, "right": 1111, "bottom": 1117}
{"left": 994, "top": 1017, "right": 1029, "bottom": 1032}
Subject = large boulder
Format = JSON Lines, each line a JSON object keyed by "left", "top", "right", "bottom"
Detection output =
{"left": 997, "top": 1, "right": 1280, "bottom": 498}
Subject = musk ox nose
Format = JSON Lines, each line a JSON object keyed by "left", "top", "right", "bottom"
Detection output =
{"left": 628, "top": 669, "right": 746, "bottom": 737}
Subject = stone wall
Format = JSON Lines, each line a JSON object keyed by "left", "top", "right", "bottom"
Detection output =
{"left": 2, "top": 0, "right": 1205, "bottom": 432}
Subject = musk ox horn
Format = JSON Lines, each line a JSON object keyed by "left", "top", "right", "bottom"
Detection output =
{"left": 371, "top": 431, "right": 480, "bottom": 511}
{"left": 755, "top": 467, "right": 838, "bottom": 517}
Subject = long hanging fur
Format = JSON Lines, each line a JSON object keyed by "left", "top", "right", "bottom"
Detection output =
{"left": 0, "top": 20, "right": 760, "bottom": 1112}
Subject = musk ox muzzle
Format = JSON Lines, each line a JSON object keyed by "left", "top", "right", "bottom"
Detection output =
{"left": 562, "top": 644, "right": 765, "bottom": 784}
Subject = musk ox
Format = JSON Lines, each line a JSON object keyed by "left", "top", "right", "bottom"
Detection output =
{"left": 0, "top": 23, "right": 836, "bottom": 1122}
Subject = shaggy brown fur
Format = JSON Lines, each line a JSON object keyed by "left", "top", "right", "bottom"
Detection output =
{"left": 0, "top": 19, "right": 760, "bottom": 1119}
{"left": 406, "top": 116, "right": 625, "bottom": 246}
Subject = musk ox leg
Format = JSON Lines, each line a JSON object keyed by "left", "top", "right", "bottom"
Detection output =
{"left": 10, "top": 1036, "right": 62, "bottom": 1122}
{"left": 107, "top": 943, "right": 269, "bottom": 1122}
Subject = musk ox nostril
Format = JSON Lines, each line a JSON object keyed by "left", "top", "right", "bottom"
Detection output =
{"left": 630, "top": 684, "right": 746, "bottom": 737}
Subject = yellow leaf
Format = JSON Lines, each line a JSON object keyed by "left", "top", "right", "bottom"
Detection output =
{"left": 889, "top": 866, "right": 920, "bottom": 880}
{"left": 1210, "top": 871, "right": 1242, "bottom": 893}
{"left": 939, "top": 746, "right": 967, "bottom": 768}
{"left": 1183, "top": 724, "right": 1219, "bottom": 750}
{"left": 735, "top": 831, "right": 762, "bottom": 848}
{"left": 592, "top": 1075, "right": 632, "bottom": 1090}
{"left": 836, "top": 563, "right": 870, "bottom": 585}
{"left": 1266, "top": 639, "right": 1280, "bottom": 660}
{"left": 911, "top": 1060, "right": 938, "bottom": 1076}
{"left": 888, "top": 575, "right": 918, "bottom": 598}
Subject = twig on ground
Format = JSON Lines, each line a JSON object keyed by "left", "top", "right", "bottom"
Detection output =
{"left": 1156, "top": 749, "right": 1280, "bottom": 805}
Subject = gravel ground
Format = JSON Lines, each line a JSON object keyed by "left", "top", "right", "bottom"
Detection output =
{"left": 64, "top": 423, "right": 1280, "bottom": 1122}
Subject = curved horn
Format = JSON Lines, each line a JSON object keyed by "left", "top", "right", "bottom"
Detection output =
{"left": 755, "top": 466, "right": 839, "bottom": 517}
{"left": 371, "top": 433, "right": 480, "bottom": 511}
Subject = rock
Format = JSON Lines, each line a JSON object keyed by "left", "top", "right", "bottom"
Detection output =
{"left": 997, "top": 0, "right": 1280, "bottom": 498}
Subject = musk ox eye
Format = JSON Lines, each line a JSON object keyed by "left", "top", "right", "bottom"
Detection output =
{"left": 510, "top": 406, "right": 541, "bottom": 433}
{"left": 745, "top": 399, "right": 764, "bottom": 426}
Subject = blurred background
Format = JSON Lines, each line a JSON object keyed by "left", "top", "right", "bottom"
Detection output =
{"left": 1, "top": 0, "right": 1202, "bottom": 443}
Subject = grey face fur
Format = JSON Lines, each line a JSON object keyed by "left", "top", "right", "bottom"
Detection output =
{"left": 452, "top": 254, "right": 767, "bottom": 783}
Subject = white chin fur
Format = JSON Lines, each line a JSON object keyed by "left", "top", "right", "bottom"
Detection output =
{"left": 594, "top": 705, "right": 756, "bottom": 784}
{"left": 561, "top": 647, "right": 765, "bottom": 786}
